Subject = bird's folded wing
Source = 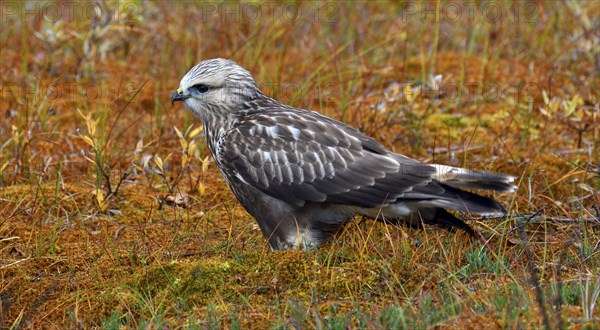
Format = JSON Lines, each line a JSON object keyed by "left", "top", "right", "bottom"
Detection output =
{"left": 217, "top": 109, "right": 436, "bottom": 208}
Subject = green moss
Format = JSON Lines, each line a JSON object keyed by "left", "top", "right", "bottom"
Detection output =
{"left": 424, "top": 113, "right": 480, "bottom": 133}
{"left": 133, "top": 257, "right": 246, "bottom": 307}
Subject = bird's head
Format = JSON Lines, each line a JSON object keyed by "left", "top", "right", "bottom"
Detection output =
{"left": 171, "top": 58, "right": 261, "bottom": 118}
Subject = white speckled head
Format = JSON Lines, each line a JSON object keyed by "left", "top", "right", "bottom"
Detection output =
{"left": 172, "top": 58, "right": 261, "bottom": 120}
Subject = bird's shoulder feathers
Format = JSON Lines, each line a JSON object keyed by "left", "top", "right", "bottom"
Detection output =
{"left": 216, "top": 106, "right": 435, "bottom": 208}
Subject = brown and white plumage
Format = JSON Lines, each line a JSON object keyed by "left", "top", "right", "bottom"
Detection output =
{"left": 172, "top": 58, "right": 515, "bottom": 250}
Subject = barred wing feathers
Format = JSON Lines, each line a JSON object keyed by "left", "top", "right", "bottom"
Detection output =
{"left": 217, "top": 108, "right": 436, "bottom": 208}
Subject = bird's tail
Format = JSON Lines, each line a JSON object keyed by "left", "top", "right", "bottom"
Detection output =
{"left": 389, "top": 184, "right": 509, "bottom": 238}
{"left": 424, "top": 183, "right": 507, "bottom": 214}
{"left": 399, "top": 164, "right": 515, "bottom": 216}
{"left": 431, "top": 165, "right": 516, "bottom": 193}
{"left": 378, "top": 164, "right": 516, "bottom": 236}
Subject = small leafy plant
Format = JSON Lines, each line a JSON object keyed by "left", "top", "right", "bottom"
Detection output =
{"left": 539, "top": 90, "right": 597, "bottom": 149}
{"left": 134, "top": 125, "right": 209, "bottom": 209}
{"left": 78, "top": 109, "right": 129, "bottom": 212}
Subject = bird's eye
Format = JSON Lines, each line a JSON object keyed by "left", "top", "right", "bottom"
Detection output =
{"left": 192, "top": 84, "right": 210, "bottom": 93}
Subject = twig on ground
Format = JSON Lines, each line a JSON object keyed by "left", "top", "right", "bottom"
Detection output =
{"left": 467, "top": 213, "right": 599, "bottom": 224}
{"left": 517, "top": 214, "right": 552, "bottom": 330}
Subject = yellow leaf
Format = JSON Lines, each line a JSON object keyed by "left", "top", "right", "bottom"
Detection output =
{"left": 140, "top": 155, "right": 152, "bottom": 169}
{"left": 184, "top": 124, "right": 194, "bottom": 136}
{"left": 550, "top": 100, "right": 560, "bottom": 113}
{"left": 563, "top": 99, "right": 577, "bottom": 117}
{"left": 83, "top": 155, "right": 96, "bottom": 165}
{"left": 87, "top": 120, "right": 96, "bottom": 137}
{"left": 578, "top": 183, "right": 594, "bottom": 193}
{"left": 405, "top": 84, "right": 420, "bottom": 103}
{"left": 174, "top": 126, "right": 185, "bottom": 140}
{"left": 94, "top": 188, "right": 103, "bottom": 201}
{"left": 181, "top": 154, "right": 188, "bottom": 167}
{"left": 78, "top": 108, "right": 97, "bottom": 137}
{"left": 542, "top": 90, "right": 549, "bottom": 105}
{"left": 179, "top": 138, "right": 188, "bottom": 150}
{"left": 188, "top": 140, "right": 197, "bottom": 153}
{"left": 154, "top": 155, "right": 164, "bottom": 171}
{"left": 135, "top": 139, "right": 144, "bottom": 153}
{"left": 76, "top": 108, "right": 86, "bottom": 120}
{"left": 80, "top": 135, "right": 95, "bottom": 148}
{"left": 188, "top": 126, "right": 203, "bottom": 138}
{"left": 201, "top": 156, "right": 210, "bottom": 173}
{"left": 164, "top": 153, "right": 172, "bottom": 163}
{"left": 94, "top": 189, "right": 108, "bottom": 212}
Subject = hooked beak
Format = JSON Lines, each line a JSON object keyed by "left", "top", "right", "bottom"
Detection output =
{"left": 171, "top": 87, "right": 190, "bottom": 105}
